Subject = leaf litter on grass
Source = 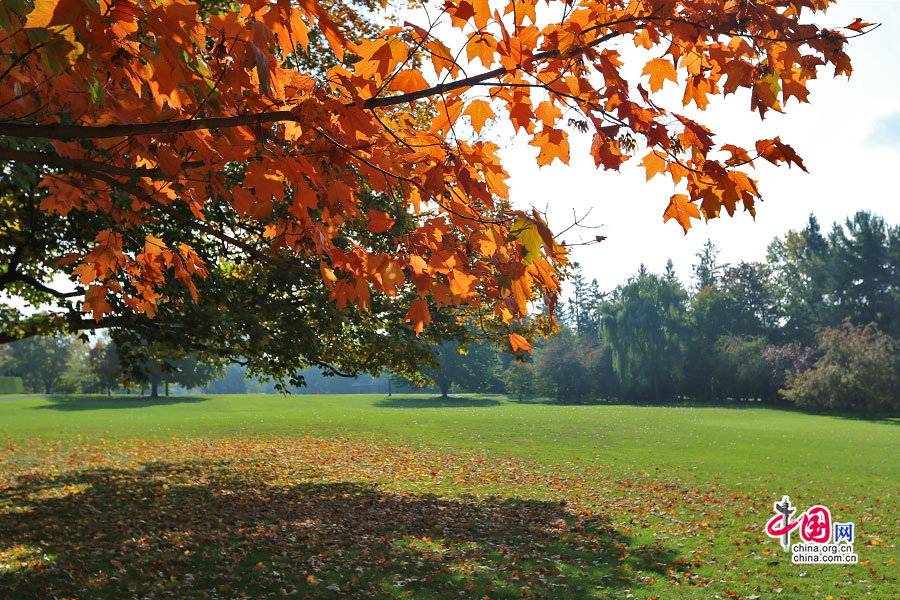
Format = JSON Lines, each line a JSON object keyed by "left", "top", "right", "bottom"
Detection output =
{"left": 0, "top": 436, "right": 896, "bottom": 599}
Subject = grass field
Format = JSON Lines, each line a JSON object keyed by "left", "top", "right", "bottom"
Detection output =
{"left": 1, "top": 393, "right": 897, "bottom": 599}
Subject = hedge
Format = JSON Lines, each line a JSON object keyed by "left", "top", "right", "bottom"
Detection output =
{"left": 0, "top": 376, "right": 24, "bottom": 394}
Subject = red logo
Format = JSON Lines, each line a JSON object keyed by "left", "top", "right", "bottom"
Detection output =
{"left": 765, "top": 496, "right": 832, "bottom": 549}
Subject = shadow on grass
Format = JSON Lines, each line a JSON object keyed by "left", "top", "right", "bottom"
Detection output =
{"left": 0, "top": 460, "right": 685, "bottom": 599}
{"left": 375, "top": 395, "right": 503, "bottom": 408}
{"left": 32, "top": 395, "right": 212, "bottom": 411}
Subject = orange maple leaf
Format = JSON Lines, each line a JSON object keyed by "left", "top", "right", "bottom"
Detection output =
{"left": 642, "top": 58, "right": 677, "bottom": 92}
{"left": 83, "top": 285, "right": 112, "bottom": 322}
{"left": 663, "top": 193, "right": 701, "bottom": 234}
{"left": 464, "top": 100, "right": 494, "bottom": 134}
{"left": 640, "top": 151, "right": 666, "bottom": 181}
{"left": 404, "top": 299, "right": 431, "bottom": 336}
{"left": 366, "top": 210, "right": 395, "bottom": 233}
{"left": 508, "top": 333, "right": 533, "bottom": 353}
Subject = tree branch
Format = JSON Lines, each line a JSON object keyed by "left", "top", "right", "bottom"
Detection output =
{"left": 0, "top": 314, "right": 137, "bottom": 345}
{"left": 0, "top": 28, "right": 629, "bottom": 140}
{"left": 0, "top": 110, "right": 299, "bottom": 140}
{"left": 0, "top": 271, "right": 82, "bottom": 298}
{"left": 0, "top": 147, "right": 203, "bottom": 178}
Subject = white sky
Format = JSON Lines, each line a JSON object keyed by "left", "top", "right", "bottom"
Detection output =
{"left": 400, "top": 0, "right": 900, "bottom": 292}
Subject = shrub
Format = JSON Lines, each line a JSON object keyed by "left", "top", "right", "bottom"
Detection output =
{"left": 765, "top": 343, "right": 818, "bottom": 389}
{"left": 781, "top": 321, "right": 900, "bottom": 416}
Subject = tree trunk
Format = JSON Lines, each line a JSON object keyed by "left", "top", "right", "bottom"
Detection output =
{"left": 165, "top": 381, "right": 169, "bottom": 396}
{"left": 439, "top": 380, "right": 450, "bottom": 399}
{"left": 150, "top": 381, "right": 159, "bottom": 398}
{"left": 652, "top": 370, "right": 661, "bottom": 403}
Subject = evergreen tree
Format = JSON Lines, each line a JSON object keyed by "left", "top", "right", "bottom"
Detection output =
{"left": 692, "top": 240, "right": 723, "bottom": 292}
{"left": 768, "top": 215, "right": 832, "bottom": 344}
{"left": 828, "top": 211, "right": 900, "bottom": 336}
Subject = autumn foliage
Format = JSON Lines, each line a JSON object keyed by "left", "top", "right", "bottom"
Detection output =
{"left": 0, "top": 0, "right": 871, "bottom": 346}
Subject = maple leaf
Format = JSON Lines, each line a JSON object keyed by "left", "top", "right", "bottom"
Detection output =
{"left": 365, "top": 210, "right": 395, "bottom": 233}
{"left": 404, "top": 298, "right": 430, "bottom": 336}
{"left": 640, "top": 151, "right": 666, "bottom": 181}
{"left": 663, "top": 193, "right": 701, "bottom": 233}
{"left": 642, "top": 57, "right": 677, "bottom": 92}
{"left": 25, "top": 0, "right": 83, "bottom": 29}
{"left": 83, "top": 284, "right": 112, "bottom": 321}
{"left": 389, "top": 70, "right": 428, "bottom": 94}
{"left": 756, "top": 137, "right": 807, "bottom": 172}
{"left": 530, "top": 126, "right": 569, "bottom": 167}
{"left": 590, "top": 133, "right": 627, "bottom": 171}
{"left": 508, "top": 332, "right": 533, "bottom": 353}
{"left": 510, "top": 216, "right": 545, "bottom": 265}
{"left": 845, "top": 18, "right": 873, "bottom": 33}
{"left": 380, "top": 260, "right": 405, "bottom": 296}
{"left": 508, "top": 100, "right": 535, "bottom": 134}
{"left": 534, "top": 101, "right": 561, "bottom": 127}
{"left": 464, "top": 100, "right": 494, "bottom": 134}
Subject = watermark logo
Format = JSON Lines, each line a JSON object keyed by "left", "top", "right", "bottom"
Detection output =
{"left": 764, "top": 495, "right": 858, "bottom": 564}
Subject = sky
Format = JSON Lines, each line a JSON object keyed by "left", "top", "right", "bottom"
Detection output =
{"left": 415, "top": 0, "right": 900, "bottom": 293}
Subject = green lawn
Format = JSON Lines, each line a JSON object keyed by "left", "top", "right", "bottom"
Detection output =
{"left": 1, "top": 393, "right": 897, "bottom": 598}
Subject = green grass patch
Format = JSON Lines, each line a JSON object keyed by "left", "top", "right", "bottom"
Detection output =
{"left": 0, "top": 394, "right": 897, "bottom": 598}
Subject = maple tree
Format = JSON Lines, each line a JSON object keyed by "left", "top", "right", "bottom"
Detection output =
{"left": 0, "top": 0, "right": 872, "bottom": 372}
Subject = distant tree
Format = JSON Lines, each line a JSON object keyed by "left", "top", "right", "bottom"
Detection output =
{"left": 828, "top": 212, "right": 900, "bottom": 336}
{"left": 782, "top": 321, "right": 900, "bottom": 417}
{"left": 600, "top": 270, "right": 688, "bottom": 401}
{"left": 684, "top": 285, "right": 732, "bottom": 401}
{"left": 501, "top": 360, "right": 540, "bottom": 402}
{"left": 565, "top": 264, "right": 604, "bottom": 343}
{"left": 767, "top": 215, "right": 831, "bottom": 344}
{"left": 90, "top": 341, "right": 122, "bottom": 396}
{"left": 664, "top": 259, "right": 677, "bottom": 281}
{"left": 114, "top": 338, "right": 224, "bottom": 397}
{"left": 692, "top": 240, "right": 724, "bottom": 292}
{"left": 204, "top": 365, "right": 248, "bottom": 395}
{"left": 61, "top": 339, "right": 95, "bottom": 393}
{"left": 713, "top": 336, "right": 776, "bottom": 402}
{"left": 166, "top": 357, "right": 223, "bottom": 394}
{"left": 427, "top": 339, "right": 501, "bottom": 399}
{"left": 718, "top": 262, "right": 779, "bottom": 339}
{"left": 2, "top": 335, "right": 72, "bottom": 393}
{"left": 530, "top": 328, "right": 597, "bottom": 402}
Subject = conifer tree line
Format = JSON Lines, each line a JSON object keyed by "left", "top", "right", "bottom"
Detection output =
{"left": 499, "top": 211, "right": 900, "bottom": 416}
